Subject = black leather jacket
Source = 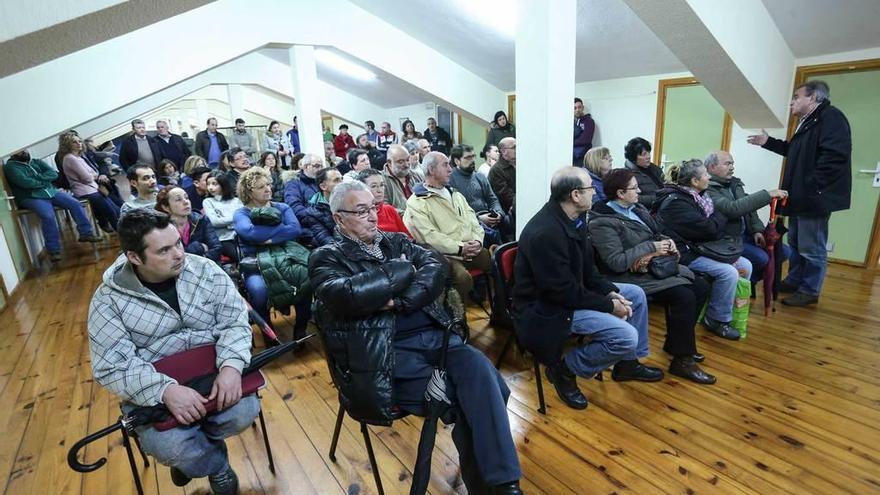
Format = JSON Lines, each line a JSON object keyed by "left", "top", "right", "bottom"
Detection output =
{"left": 308, "top": 232, "right": 461, "bottom": 425}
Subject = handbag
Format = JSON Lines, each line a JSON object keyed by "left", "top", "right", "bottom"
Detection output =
{"left": 647, "top": 254, "right": 679, "bottom": 279}
{"left": 693, "top": 236, "right": 742, "bottom": 264}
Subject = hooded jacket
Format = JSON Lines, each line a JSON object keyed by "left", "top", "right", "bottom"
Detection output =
{"left": 88, "top": 254, "right": 251, "bottom": 406}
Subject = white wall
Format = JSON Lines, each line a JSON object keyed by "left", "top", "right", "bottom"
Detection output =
{"left": 385, "top": 102, "right": 438, "bottom": 137}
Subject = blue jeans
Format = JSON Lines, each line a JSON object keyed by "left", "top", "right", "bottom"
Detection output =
{"left": 128, "top": 394, "right": 260, "bottom": 478}
{"left": 80, "top": 192, "right": 121, "bottom": 231}
{"left": 741, "top": 234, "right": 792, "bottom": 283}
{"left": 785, "top": 215, "right": 829, "bottom": 296}
{"left": 566, "top": 283, "right": 649, "bottom": 377}
{"left": 687, "top": 256, "right": 752, "bottom": 322}
{"left": 18, "top": 193, "right": 95, "bottom": 253}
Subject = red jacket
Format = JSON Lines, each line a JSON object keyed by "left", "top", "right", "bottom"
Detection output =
{"left": 377, "top": 202, "right": 411, "bottom": 237}
{"left": 333, "top": 133, "right": 356, "bottom": 161}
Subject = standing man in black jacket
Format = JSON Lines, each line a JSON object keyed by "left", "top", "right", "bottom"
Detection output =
{"left": 309, "top": 180, "right": 523, "bottom": 495}
{"left": 514, "top": 167, "right": 662, "bottom": 411}
{"left": 119, "top": 119, "right": 162, "bottom": 170}
{"left": 423, "top": 117, "right": 452, "bottom": 155}
{"left": 154, "top": 120, "right": 192, "bottom": 170}
{"left": 748, "top": 80, "right": 852, "bottom": 306}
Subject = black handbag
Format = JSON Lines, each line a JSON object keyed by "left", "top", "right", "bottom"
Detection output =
{"left": 694, "top": 236, "right": 742, "bottom": 264}
{"left": 648, "top": 255, "right": 679, "bottom": 279}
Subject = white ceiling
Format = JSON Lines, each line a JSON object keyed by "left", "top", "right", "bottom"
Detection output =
{"left": 762, "top": 0, "right": 880, "bottom": 58}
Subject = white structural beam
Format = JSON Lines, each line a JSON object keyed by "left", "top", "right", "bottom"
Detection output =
{"left": 515, "top": 0, "right": 578, "bottom": 235}
{"left": 288, "top": 45, "right": 324, "bottom": 156}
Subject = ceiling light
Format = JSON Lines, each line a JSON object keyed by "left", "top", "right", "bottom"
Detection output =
{"left": 315, "top": 49, "right": 376, "bottom": 81}
{"left": 457, "top": 0, "right": 518, "bottom": 37}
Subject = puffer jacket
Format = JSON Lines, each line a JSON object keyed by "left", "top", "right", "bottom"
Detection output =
{"left": 706, "top": 174, "right": 769, "bottom": 239}
{"left": 88, "top": 254, "right": 251, "bottom": 406}
{"left": 303, "top": 192, "right": 336, "bottom": 247}
{"left": 624, "top": 159, "right": 666, "bottom": 208}
{"left": 256, "top": 241, "right": 311, "bottom": 310}
{"left": 308, "top": 232, "right": 462, "bottom": 425}
{"left": 588, "top": 201, "right": 694, "bottom": 295}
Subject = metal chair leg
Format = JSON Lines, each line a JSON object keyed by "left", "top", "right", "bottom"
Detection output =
{"left": 495, "top": 333, "right": 514, "bottom": 369}
{"left": 361, "top": 422, "right": 384, "bottom": 495}
{"left": 131, "top": 434, "right": 149, "bottom": 467}
{"left": 328, "top": 403, "right": 345, "bottom": 462}
{"left": 534, "top": 361, "right": 546, "bottom": 415}
{"left": 120, "top": 428, "right": 145, "bottom": 495}
{"left": 257, "top": 408, "right": 276, "bottom": 474}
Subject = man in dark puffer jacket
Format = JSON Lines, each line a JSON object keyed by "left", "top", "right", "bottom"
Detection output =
{"left": 308, "top": 181, "right": 524, "bottom": 495}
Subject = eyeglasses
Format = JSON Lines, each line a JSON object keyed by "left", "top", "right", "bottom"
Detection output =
{"left": 574, "top": 186, "right": 596, "bottom": 193}
{"left": 338, "top": 205, "right": 380, "bottom": 218}
{"left": 462, "top": 154, "right": 476, "bottom": 160}
{"left": 624, "top": 186, "right": 640, "bottom": 191}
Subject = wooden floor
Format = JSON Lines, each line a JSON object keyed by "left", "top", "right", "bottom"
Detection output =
{"left": 1, "top": 236, "right": 879, "bottom": 495}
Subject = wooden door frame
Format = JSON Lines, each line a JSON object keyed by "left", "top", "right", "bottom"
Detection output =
{"left": 790, "top": 58, "right": 880, "bottom": 269}
{"left": 653, "top": 77, "right": 733, "bottom": 165}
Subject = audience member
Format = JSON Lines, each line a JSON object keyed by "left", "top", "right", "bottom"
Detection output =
{"left": 182, "top": 155, "right": 207, "bottom": 189}
{"left": 59, "top": 133, "right": 121, "bottom": 232}
{"left": 403, "top": 139, "right": 422, "bottom": 172}
{"left": 155, "top": 186, "right": 220, "bottom": 263}
{"left": 185, "top": 165, "right": 211, "bottom": 212}
{"left": 180, "top": 132, "right": 195, "bottom": 154}
{"left": 226, "top": 147, "right": 251, "bottom": 190}
{"left": 289, "top": 152, "right": 306, "bottom": 172}
{"left": 284, "top": 153, "right": 325, "bottom": 223}
{"left": 485, "top": 111, "right": 515, "bottom": 149}
{"left": 363, "top": 120, "right": 379, "bottom": 146}
{"left": 376, "top": 121, "right": 397, "bottom": 152}
{"left": 257, "top": 151, "right": 284, "bottom": 202}
{"left": 122, "top": 164, "right": 159, "bottom": 213}
{"left": 286, "top": 116, "right": 301, "bottom": 155}
{"left": 119, "top": 119, "right": 161, "bottom": 170}
{"left": 229, "top": 118, "right": 256, "bottom": 161}
{"left": 489, "top": 137, "right": 516, "bottom": 214}
{"left": 263, "top": 121, "right": 290, "bottom": 168}
{"left": 404, "top": 152, "right": 490, "bottom": 299}
{"left": 154, "top": 119, "right": 192, "bottom": 170}
{"left": 573, "top": 97, "right": 596, "bottom": 165}
{"left": 383, "top": 144, "right": 423, "bottom": 214}
{"left": 302, "top": 168, "right": 343, "bottom": 247}
{"left": 583, "top": 146, "right": 613, "bottom": 204}
{"left": 400, "top": 119, "right": 422, "bottom": 143}
{"left": 88, "top": 208, "right": 255, "bottom": 495}
{"left": 343, "top": 149, "right": 371, "bottom": 181}
{"left": 323, "top": 141, "right": 342, "bottom": 168}
{"left": 747, "top": 80, "right": 852, "bottom": 306}
{"left": 589, "top": 169, "right": 715, "bottom": 384}
{"left": 355, "top": 133, "right": 386, "bottom": 169}
{"left": 514, "top": 167, "right": 662, "bottom": 411}
{"left": 309, "top": 180, "right": 523, "bottom": 494}
{"left": 623, "top": 137, "right": 664, "bottom": 208}
{"left": 157, "top": 159, "right": 181, "bottom": 187}
{"left": 203, "top": 170, "right": 244, "bottom": 261}
{"left": 417, "top": 138, "right": 432, "bottom": 163}
{"left": 449, "top": 144, "right": 510, "bottom": 244}
{"left": 704, "top": 151, "right": 789, "bottom": 284}
{"left": 477, "top": 143, "right": 499, "bottom": 177}
{"left": 424, "top": 117, "right": 451, "bottom": 154}
{"left": 356, "top": 168, "right": 410, "bottom": 236}
{"left": 653, "top": 159, "right": 752, "bottom": 341}
{"left": 333, "top": 124, "right": 356, "bottom": 163}
{"left": 4, "top": 149, "right": 102, "bottom": 261}
{"left": 195, "top": 118, "right": 229, "bottom": 168}
{"left": 83, "top": 137, "right": 125, "bottom": 206}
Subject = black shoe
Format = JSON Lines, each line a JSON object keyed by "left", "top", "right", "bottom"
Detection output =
{"left": 545, "top": 362, "right": 588, "bottom": 410}
{"left": 669, "top": 357, "right": 716, "bottom": 385}
{"left": 778, "top": 280, "right": 799, "bottom": 293}
{"left": 169, "top": 467, "right": 191, "bottom": 487}
{"left": 208, "top": 465, "right": 239, "bottom": 495}
{"left": 702, "top": 317, "right": 741, "bottom": 340}
{"left": 611, "top": 360, "right": 664, "bottom": 382}
{"left": 492, "top": 480, "right": 524, "bottom": 495}
{"left": 49, "top": 252, "right": 63, "bottom": 262}
{"left": 781, "top": 292, "right": 819, "bottom": 307}
{"left": 693, "top": 353, "right": 705, "bottom": 363}
{"left": 77, "top": 234, "right": 103, "bottom": 243}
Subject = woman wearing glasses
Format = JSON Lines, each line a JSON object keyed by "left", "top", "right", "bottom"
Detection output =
{"left": 589, "top": 168, "right": 716, "bottom": 384}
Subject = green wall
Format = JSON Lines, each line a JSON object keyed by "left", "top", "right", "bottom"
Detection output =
{"left": 0, "top": 202, "right": 30, "bottom": 282}
{"left": 661, "top": 84, "right": 726, "bottom": 165}
{"left": 460, "top": 115, "right": 487, "bottom": 151}
{"left": 814, "top": 70, "right": 880, "bottom": 263}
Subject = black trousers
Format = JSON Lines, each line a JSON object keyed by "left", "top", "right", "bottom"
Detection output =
{"left": 650, "top": 276, "right": 709, "bottom": 356}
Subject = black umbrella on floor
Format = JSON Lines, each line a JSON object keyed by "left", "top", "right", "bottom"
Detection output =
{"left": 67, "top": 332, "right": 315, "bottom": 473}
{"left": 409, "top": 322, "right": 457, "bottom": 495}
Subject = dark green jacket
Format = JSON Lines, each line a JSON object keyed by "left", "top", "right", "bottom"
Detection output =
{"left": 706, "top": 174, "right": 769, "bottom": 238}
{"left": 4, "top": 158, "right": 58, "bottom": 204}
{"left": 256, "top": 241, "right": 312, "bottom": 311}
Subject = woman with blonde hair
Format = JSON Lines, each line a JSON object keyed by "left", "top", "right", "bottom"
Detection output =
{"left": 58, "top": 132, "right": 120, "bottom": 232}
{"left": 583, "top": 146, "right": 613, "bottom": 204}
{"left": 181, "top": 155, "right": 207, "bottom": 188}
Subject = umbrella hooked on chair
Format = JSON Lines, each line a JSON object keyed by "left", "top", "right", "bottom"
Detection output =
{"left": 762, "top": 197, "right": 788, "bottom": 316}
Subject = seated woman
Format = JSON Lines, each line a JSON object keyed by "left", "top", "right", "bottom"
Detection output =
{"left": 203, "top": 170, "right": 243, "bottom": 262}
{"left": 653, "top": 160, "right": 752, "bottom": 341}
{"left": 357, "top": 168, "right": 411, "bottom": 237}
{"left": 589, "top": 169, "right": 715, "bottom": 384}
{"left": 583, "top": 146, "right": 613, "bottom": 204}
{"left": 157, "top": 159, "right": 181, "bottom": 187}
{"left": 342, "top": 149, "right": 371, "bottom": 182}
{"left": 257, "top": 151, "right": 284, "bottom": 202}
{"left": 181, "top": 155, "right": 207, "bottom": 189}
{"left": 303, "top": 167, "right": 343, "bottom": 247}
{"left": 154, "top": 186, "right": 221, "bottom": 263}
{"left": 58, "top": 133, "right": 120, "bottom": 233}
{"left": 233, "top": 167, "right": 310, "bottom": 337}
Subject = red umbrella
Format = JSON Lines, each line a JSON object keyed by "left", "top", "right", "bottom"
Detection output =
{"left": 762, "top": 198, "right": 787, "bottom": 316}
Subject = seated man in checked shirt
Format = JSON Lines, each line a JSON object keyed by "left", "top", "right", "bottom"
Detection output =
{"left": 87, "top": 208, "right": 254, "bottom": 495}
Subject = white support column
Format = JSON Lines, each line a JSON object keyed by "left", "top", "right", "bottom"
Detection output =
{"left": 515, "top": 0, "right": 577, "bottom": 236}
{"left": 227, "top": 84, "right": 245, "bottom": 123}
{"left": 289, "top": 45, "right": 324, "bottom": 155}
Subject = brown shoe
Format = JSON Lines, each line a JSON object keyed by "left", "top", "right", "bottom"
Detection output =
{"left": 669, "top": 357, "right": 716, "bottom": 385}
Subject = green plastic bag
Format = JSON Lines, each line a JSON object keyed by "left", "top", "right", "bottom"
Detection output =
{"left": 698, "top": 277, "right": 751, "bottom": 339}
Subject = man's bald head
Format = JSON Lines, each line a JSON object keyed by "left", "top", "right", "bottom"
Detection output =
{"left": 550, "top": 166, "right": 591, "bottom": 203}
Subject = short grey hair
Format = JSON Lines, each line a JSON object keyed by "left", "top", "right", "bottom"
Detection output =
{"left": 131, "top": 119, "right": 144, "bottom": 127}
{"left": 300, "top": 153, "right": 323, "bottom": 168}
{"left": 402, "top": 140, "right": 419, "bottom": 155}
{"left": 799, "top": 80, "right": 830, "bottom": 103}
{"left": 422, "top": 152, "right": 448, "bottom": 173}
{"left": 675, "top": 159, "right": 706, "bottom": 187}
{"left": 329, "top": 180, "right": 370, "bottom": 213}
{"left": 155, "top": 119, "right": 168, "bottom": 127}
{"left": 703, "top": 151, "right": 721, "bottom": 169}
